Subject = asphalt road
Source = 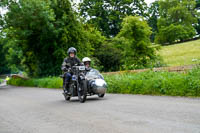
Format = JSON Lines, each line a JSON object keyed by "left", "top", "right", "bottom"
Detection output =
{"left": 0, "top": 85, "right": 200, "bottom": 133}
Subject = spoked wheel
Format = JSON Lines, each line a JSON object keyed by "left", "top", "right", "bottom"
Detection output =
{"left": 63, "top": 92, "right": 71, "bottom": 101}
{"left": 98, "top": 93, "right": 105, "bottom": 98}
{"left": 77, "top": 80, "right": 87, "bottom": 103}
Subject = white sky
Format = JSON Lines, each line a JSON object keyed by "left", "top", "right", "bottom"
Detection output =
{"left": 0, "top": 0, "right": 155, "bottom": 15}
{"left": 0, "top": 7, "right": 7, "bottom": 15}
{"left": 145, "top": 0, "right": 156, "bottom": 6}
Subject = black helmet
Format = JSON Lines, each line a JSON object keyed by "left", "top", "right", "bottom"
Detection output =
{"left": 67, "top": 47, "right": 77, "bottom": 55}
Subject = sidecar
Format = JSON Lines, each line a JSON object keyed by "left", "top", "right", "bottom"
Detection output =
{"left": 85, "top": 69, "right": 107, "bottom": 97}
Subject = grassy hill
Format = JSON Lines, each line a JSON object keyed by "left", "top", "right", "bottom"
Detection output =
{"left": 159, "top": 39, "right": 200, "bottom": 66}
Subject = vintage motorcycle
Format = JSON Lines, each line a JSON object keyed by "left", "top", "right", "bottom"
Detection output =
{"left": 62, "top": 65, "right": 87, "bottom": 103}
{"left": 62, "top": 66, "right": 107, "bottom": 103}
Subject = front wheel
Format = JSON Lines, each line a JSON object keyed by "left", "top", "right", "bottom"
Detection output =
{"left": 77, "top": 80, "right": 87, "bottom": 103}
{"left": 63, "top": 92, "right": 71, "bottom": 101}
{"left": 98, "top": 93, "right": 105, "bottom": 98}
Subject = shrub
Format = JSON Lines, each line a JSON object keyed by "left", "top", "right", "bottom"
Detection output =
{"left": 7, "top": 68, "right": 200, "bottom": 97}
{"left": 7, "top": 76, "right": 63, "bottom": 89}
{"left": 104, "top": 68, "right": 200, "bottom": 97}
{"left": 0, "top": 79, "right": 3, "bottom": 84}
{"left": 155, "top": 24, "right": 196, "bottom": 44}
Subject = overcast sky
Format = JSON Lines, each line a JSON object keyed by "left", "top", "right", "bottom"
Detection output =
{"left": 146, "top": 0, "right": 155, "bottom": 5}
{"left": 0, "top": 0, "right": 155, "bottom": 15}
{"left": 74, "top": 0, "right": 156, "bottom": 6}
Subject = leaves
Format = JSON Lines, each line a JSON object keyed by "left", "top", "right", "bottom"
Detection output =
{"left": 156, "top": 0, "right": 198, "bottom": 44}
{"left": 79, "top": 0, "right": 148, "bottom": 37}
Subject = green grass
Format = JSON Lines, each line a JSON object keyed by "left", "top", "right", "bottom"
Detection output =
{"left": 7, "top": 77, "right": 63, "bottom": 89}
{"left": 6, "top": 40, "right": 200, "bottom": 97}
{"left": 0, "top": 79, "right": 3, "bottom": 84}
{"left": 104, "top": 68, "right": 200, "bottom": 97}
{"left": 159, "top": 39, "right": 200, "bottom": 66}
{"left": 7, "top": 68, "right": 200, "bottom": 97}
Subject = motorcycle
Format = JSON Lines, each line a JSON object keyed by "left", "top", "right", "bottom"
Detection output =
{"left": 62, "top": 66, "right": 107, "bottom": 103}
{"left": 62, "top": 65, "right": 87, "bottom": 103}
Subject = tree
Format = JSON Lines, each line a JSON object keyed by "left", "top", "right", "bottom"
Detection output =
{"left": 114, "top": 16, "right": 158, "bottom": 69}
{"left": 79, "top": 0, "right": 148, "bottom": 37}
{"left": 155, "top": 0, "right": 197, "bottom": 44}
{"left": 0, "top": 34, "right": 24, "bottom": 74}
{"left": 0, "top": 38, "right": 10, "bottom": 74}
{"left": 194, "top": 0, "right": 200, "bottom": 35}
{"left": 94, "top": 42, "right": 123, "bottom": 72}
{"left": 147, "top": 1, "right": 159, "bottom": 42}
{"left": 0, "top": 0, "right": 93, "bottom": 77}
{"left": 1, "top": 0, "right": 58, "bottom": 77}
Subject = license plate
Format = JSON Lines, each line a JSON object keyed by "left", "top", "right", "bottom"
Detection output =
{"left": 79, "top": 66, "right": 85, "bottom": 71}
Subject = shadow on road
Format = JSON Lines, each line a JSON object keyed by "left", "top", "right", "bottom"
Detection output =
{"left": 70, "top": 96, "right": 106, "bottom": 102}
{"left": 51, "top": 96, "right": 107, "bottom": 105}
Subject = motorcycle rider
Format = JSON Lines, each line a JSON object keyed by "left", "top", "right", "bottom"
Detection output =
{"left": 82, "top": 57, "right": 104, "bottom": 79}
{"left": 61, "top": 47, "right": 82, "bottom": 93}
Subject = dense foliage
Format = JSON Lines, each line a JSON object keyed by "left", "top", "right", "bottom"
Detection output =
{"left": 1, "top": 0, "right": 200, "bottom": 76}
{"left": 147, "top": 1, "right": 159, "bottom": 42}
{"left": 79, "top": 0, "right": 148, "bottom": 37}
{"left": 0, "top": 0, "right": 100, "bottom": 77}
{"left": 94, "top": 42, "right": 123, "bottom": 72}
{"left": 7, "top": 68, "right": 200, "bottom": 97}
{"left": 195, "top": 0, "right": 200, "bottom": 35}
{"left": 0, "top": 38, "right": 10, "bottom": 74}
{"left": 113, "top": 16, "right": 160, "bottom": 69}
{"left": 155, "top": 0, "right": 198, "bottom": 44}
{"left": 104, "top": 68, "right": 200, "bottom": 97}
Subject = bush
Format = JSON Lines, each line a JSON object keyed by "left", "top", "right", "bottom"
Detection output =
{"left": 7, "top": 68, "right": 200, "bottom": 97}
{"left": 0, "top": 79, "right": 3, "bottom": 84}
{"left": 94, "top": 43, "right": 123, "bottom": 72}
{"left": 104, "top": 68, "right": 200, "bottom": 97}
{"left": 7, "top": 76, "right": 63, "bottom": 89}
{"left": 155, "top": 24, "right": 196, "bottom": 44}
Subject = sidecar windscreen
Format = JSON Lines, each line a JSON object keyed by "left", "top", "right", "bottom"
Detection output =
{"left": 86, "top": 69, "right": 104, "bottom": 79}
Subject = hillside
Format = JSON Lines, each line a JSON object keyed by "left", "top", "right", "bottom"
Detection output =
{"left": 159, "top": 39, "right": 200, "bottom": 66}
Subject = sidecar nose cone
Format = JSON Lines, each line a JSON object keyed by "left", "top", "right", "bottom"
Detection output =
{"left": 92, "top": 79, "right": 107, "bottom": 94}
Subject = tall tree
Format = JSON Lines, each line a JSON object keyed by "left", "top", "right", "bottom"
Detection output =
{"left": 79, "top": 0, "right": 148, "bottom": 37}
{"left": 114, "top": 16, "right": 158, "bottom": 69}
{"left": 194, "top": 0, "right": 200, "bottom": 35}
{"left": 0, "top": 37, "right": 10, "bottom": 74}
{"left": 155, "top": 0, "right": 198, "bottom": 44}
{"left": 0, "top": 0, "right": 93, "bottom": 77}
{"left": 147, "top": 1, "right": 159, "bottom": 42}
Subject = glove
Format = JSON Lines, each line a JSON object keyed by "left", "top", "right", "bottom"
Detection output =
{"left": 62, "top": 67, "right": 67, "bottom": 71}
{"left": 67, "top": 68, "right": 71, "bottom": 72}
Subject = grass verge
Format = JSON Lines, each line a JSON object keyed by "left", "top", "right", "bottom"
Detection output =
{"left": 7, "top": 77, "right": 63, "bottom": 89}
{"left": 7, "top": 68, "right": 200, "bottom": 97}
{"left": 0, "top": 79, "right": 3, "bottom": 84}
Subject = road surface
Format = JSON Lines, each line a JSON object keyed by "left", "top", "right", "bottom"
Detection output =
{"left": 0, "top": 85, "right": 200, "bottom": 133}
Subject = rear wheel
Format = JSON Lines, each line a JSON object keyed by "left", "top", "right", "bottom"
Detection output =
{"left": 78, "top": 80, "right": 87, "bottom": 103}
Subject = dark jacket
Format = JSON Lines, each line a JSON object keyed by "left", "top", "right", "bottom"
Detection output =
{"left": 61, "top": 56, "right": 82, "bottom": 71}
